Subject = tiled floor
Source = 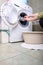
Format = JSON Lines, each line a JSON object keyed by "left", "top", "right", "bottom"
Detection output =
{"left": 0, "top": 42, "right": 43, "bottom": 65}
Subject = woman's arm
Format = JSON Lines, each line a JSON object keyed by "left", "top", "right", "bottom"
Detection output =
{"left": 24, "top": 12, "right": 43, "bottom": 21}
{"left": 38, "top": 12, "right": 43, "bottom": 19}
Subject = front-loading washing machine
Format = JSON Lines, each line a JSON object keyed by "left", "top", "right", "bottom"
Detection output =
{"left": 1, "top": 0, "right": 33, "bottom": 42}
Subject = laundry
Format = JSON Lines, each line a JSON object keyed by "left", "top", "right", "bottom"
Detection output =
{"left": 21, "top": 43, "right": 43, "bottom": 50}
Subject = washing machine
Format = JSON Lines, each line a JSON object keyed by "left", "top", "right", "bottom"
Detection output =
{"left": 1, "top": 0, "right": 33, "bottom": 42}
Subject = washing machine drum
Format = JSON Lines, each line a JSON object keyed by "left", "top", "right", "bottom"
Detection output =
{"left": 18, "top": 10, "right": 31, "bottom": 27}
{"left": 1, "top": 2, "right": 18, "bottom": 28}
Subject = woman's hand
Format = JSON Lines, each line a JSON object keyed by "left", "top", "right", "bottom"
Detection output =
{"left": 24, "top": 13, "right": 39, "bottom": 21}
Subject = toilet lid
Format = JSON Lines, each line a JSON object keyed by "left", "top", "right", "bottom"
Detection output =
{"left": 1, "top": 2, "right": 18, "bottom": 28}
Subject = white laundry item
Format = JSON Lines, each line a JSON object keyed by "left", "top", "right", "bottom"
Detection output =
{"left": 21, "top": 43, "right": 43, "bottom": 50}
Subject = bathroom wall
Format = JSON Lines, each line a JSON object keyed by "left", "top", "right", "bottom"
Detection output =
{"left": 0, "top": 15, "right": 1, "bottom": 43}
{"left": 28, "top": 0, "right": 43, "bottom": 13}
{"left": 0, "top": 0, "right": 6, "bottom": 7}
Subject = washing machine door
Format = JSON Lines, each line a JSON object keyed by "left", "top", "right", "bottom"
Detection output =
{"left": 18, "top": 9, "right": 32, "bottom": 27}
{"left": 1, "top": 2, "right": 18, "bottom": 28}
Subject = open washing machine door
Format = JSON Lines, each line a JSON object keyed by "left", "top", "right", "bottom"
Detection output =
{"left": 1, "top": 2, "right": 18, "bottom": 28}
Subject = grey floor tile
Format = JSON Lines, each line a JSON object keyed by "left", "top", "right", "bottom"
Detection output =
{"left": 0, "top": 43, "right": 28, "bottom": 61}
{"left": 0, "top": 42, "right": 43, "bottom": 65}
{"left": 0, "top": 50, "right": 43, "bottom": 65}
